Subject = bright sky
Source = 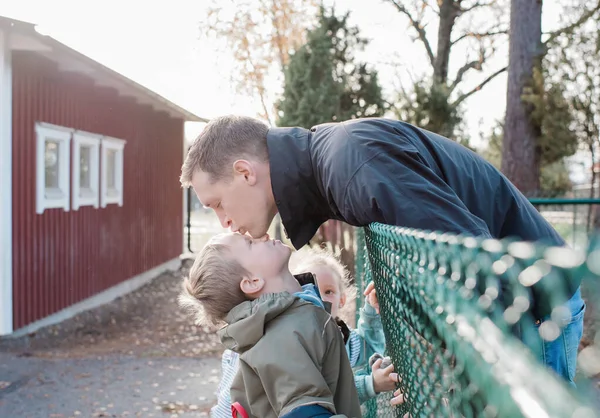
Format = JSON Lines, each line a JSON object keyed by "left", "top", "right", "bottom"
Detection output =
{"left": 2, "top": 0, "right": 570, "bottom": 153}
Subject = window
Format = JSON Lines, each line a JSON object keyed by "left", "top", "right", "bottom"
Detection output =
{"left": 36, "top": 123, "right": 71, "bottom": 214}
{"left": 101, "top": 136, "right": 125, "bottom": 207}
{"left": 72, "top": 132, "right": 100, "bottom": 210}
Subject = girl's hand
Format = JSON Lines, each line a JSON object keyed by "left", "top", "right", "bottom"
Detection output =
{"left": 391, "top": 388, "right": 405, "bottom": 406}
{"left": 363, "top": 281, "right": 380, "bottom": 314}
{"left": 371, "top": 358, "right": 398, "bottom": 393}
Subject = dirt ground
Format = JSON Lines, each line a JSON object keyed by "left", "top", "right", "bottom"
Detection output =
{"left": 0, "top": 260, "right": 220, "bottom": 359}
{"left": 0, "top": 260, "right": 224, "bottom": 417}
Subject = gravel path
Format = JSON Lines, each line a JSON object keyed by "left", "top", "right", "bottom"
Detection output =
{"left": 0, "top": 352, "right": 221, "bottom": 417}
{"left": 0, "top": 260, "right": 224, "bottom": 417}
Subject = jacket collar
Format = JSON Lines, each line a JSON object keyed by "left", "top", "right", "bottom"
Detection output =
{"left": 267, "top": 127, "right": 330, "bottom": 249}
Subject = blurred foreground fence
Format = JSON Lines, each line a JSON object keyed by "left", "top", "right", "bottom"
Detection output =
{"left": 182, "top": 191, "right": 600, "bottom": 416}
{"left": 354, "top": 225, "right": 600, "bottom": 417}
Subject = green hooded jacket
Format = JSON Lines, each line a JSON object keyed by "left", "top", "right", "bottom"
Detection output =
{"left": 218, "top": 292, "right": 362, "bottom": 417}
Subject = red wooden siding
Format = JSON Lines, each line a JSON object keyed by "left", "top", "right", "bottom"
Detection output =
{"left": 11, "top": 52, "right": 184, "bottom": 330}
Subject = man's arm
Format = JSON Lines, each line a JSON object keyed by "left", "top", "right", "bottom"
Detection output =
{"left": 342, "top": 151, "right": 493, "bottom": 238}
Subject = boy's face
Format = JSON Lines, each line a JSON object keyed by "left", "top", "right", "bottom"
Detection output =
{"left": 213, "top": 232, "right": 291, "bottom": 280}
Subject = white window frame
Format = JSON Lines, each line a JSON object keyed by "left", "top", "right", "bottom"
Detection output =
{"left": 35, "top": 122, "right": 71, "bottom": 214}
{"left": 100, "top": 136, "right": 126, "bottom": 208}
{"left": 72, "top": 131, "right": 100, "bottom": 210}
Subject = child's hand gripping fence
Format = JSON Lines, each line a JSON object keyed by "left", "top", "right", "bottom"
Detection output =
{"left": 355, "top": 225, "right": 600, "bottom": 418}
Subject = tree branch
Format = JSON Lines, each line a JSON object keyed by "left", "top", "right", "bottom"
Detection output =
{"left": 451, "top": 29, "right": 508, "bottom": 46}
{"left": 245, "top": 52, "right": 273, "bottom": 126}
{"left": 386, "top": 0, "right": 436, "bottom": 66}
{"left": 449, "top": 60, "right": 482, "bottom": 93}
{"left": 459, "top": 0, "right": 498, "bottom": 14}
{"left": 544, "top": 2, "right": 600, "bottom": 46}
{"left": 452, "top": 66, "right": 507, "bottom": 108}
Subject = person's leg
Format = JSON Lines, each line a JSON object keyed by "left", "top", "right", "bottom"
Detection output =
{"left": 527, "top": 288, "right": 586, "bottom": 385}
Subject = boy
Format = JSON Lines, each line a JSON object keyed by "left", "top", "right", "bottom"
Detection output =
{"left": 179, "top": 232, "right": 362, "bottom": 418}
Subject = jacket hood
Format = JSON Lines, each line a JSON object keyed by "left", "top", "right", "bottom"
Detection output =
{"left": 217, "top": 292, "right": 303, "bottom": 353}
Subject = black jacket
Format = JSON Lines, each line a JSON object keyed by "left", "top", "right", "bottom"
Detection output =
{"left": 267, "top": 118, "right": 575, "bottom": 318}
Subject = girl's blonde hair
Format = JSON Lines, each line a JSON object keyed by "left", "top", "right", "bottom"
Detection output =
{"left": 290, "top": 246, "right": 357, "bottom": 319}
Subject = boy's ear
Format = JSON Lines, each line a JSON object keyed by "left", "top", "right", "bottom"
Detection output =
{"left": 240, "top": 276, "right": 265, "bottom": 296}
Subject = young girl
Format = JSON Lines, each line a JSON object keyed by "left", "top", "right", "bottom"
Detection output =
{"left": 210, "top": 246, "right": 397, "bottom": 417}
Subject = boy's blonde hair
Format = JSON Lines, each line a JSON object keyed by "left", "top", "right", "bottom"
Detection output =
{"left": 179, "top": 241, "right": 249, "bottom": 326}
{"left": 290, "top": 246, "right": 357, "bottom": 305}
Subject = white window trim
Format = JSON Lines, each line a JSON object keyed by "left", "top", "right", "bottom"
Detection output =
{"left": 35, "top": 122, "right": 72, "bottom": 215}
{"left": 101, "top": 136, "right": 126, "bottom": 208}
{"left": 72, "top": 131, "right": 100, "bottom": 210}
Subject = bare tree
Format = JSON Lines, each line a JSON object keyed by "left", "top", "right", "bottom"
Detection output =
{"left": 385, "top": 0, "right": 509, "bottom": 138}
{"left": 203, "top": 0, "right": 318, "bottom": 124}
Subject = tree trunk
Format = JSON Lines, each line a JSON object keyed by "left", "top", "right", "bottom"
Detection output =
{"left": 501, "top": 0, "right": 543, "bottom": 196}
{"left": 434, "top": 0, "right": 459, "bottom": 84}
{"left": 587, "top": 145, "right": 596, "bottom": 231}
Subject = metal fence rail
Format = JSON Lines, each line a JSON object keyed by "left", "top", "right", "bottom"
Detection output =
{"left": 531, "top": 198, "right": 600, "bottom": 251}
{"left": 355, "top": 226, "right": 600, "bottom": 417}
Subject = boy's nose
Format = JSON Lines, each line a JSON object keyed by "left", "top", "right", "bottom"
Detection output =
{"left": 253, "top": 234, "right": 270, "bottom": 243}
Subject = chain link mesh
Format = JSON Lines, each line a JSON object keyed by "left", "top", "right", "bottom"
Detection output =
{"left": 355, "top": 225, "right": 600, "bottom": 417}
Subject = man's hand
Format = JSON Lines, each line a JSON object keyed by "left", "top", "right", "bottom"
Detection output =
{"left": 371, "top": 358, "right": 398, "bottom": 393}
{"left": 363, "top": 281, "right": 380, "bottom": 314}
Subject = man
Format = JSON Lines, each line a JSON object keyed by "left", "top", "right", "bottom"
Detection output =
{"left": 180, "top": 115, "right": 584, "bottom": 384}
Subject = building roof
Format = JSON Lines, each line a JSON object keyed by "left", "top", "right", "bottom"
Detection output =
{"left": 0, "top": 15, "right": 208, "bottom": 122}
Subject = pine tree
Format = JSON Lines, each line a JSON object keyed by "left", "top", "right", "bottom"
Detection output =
{"left": 276, "top": 7, "right": 385, "bottom": 276}
{"left": 276, "top": 7, "right": 385, "bottom": 127}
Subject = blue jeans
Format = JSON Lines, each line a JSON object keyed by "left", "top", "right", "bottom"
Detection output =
{"left": 522, "top": 288, "right": 586, "bottom": 386}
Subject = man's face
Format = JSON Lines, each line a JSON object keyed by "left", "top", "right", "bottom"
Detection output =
{"left": 191, "top": 163, "right": 276, "bottom": 238}
{"left": 213, "top": 233, "right": 291, "bottom": 279}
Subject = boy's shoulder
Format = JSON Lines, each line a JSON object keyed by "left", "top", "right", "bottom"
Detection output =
{"left": 243, "top": 299, "right": 342, "bottom": 371}
{"left": 251, "top": 298, "right": 338, "bottom": 350}
{"left": 268, "top": 297, "right": 333, "bottom": 332}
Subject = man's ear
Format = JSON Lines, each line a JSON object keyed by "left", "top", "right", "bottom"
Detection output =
{"left": 240, "top": 276, "right": 265, "bottom": 296}
{"left": 232, "top": 160, "right": 257, "bottom": 186}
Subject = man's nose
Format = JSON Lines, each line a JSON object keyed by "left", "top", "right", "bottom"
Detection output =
{"left": 218, "top": 213, "right": 232, "bottom": 229}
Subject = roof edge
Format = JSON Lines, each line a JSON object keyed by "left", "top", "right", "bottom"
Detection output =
{"left": 0, "top": 15, "right": 209, "bottom": 123}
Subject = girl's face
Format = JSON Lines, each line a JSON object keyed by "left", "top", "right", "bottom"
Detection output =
{"left": 311, "top": 265, "right": 346, "bottom": 318}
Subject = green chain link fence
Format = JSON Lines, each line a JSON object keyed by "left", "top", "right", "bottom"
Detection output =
{"left": 355, "top": 225, "right": 600, "bottom": 418}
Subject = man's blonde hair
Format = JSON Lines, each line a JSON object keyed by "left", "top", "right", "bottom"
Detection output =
{"left": 179, "top": 240, "right": 249, "bottom": 326}
{"left": 290, "top": 246, "right": 357, "bottom": 304}
{"left": 180, "top": 115, "right": 270, "bottom": 187}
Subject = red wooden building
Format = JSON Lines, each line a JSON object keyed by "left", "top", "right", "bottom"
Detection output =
{"left": 0, "top": 16, "right": 206, "bottom": 336}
